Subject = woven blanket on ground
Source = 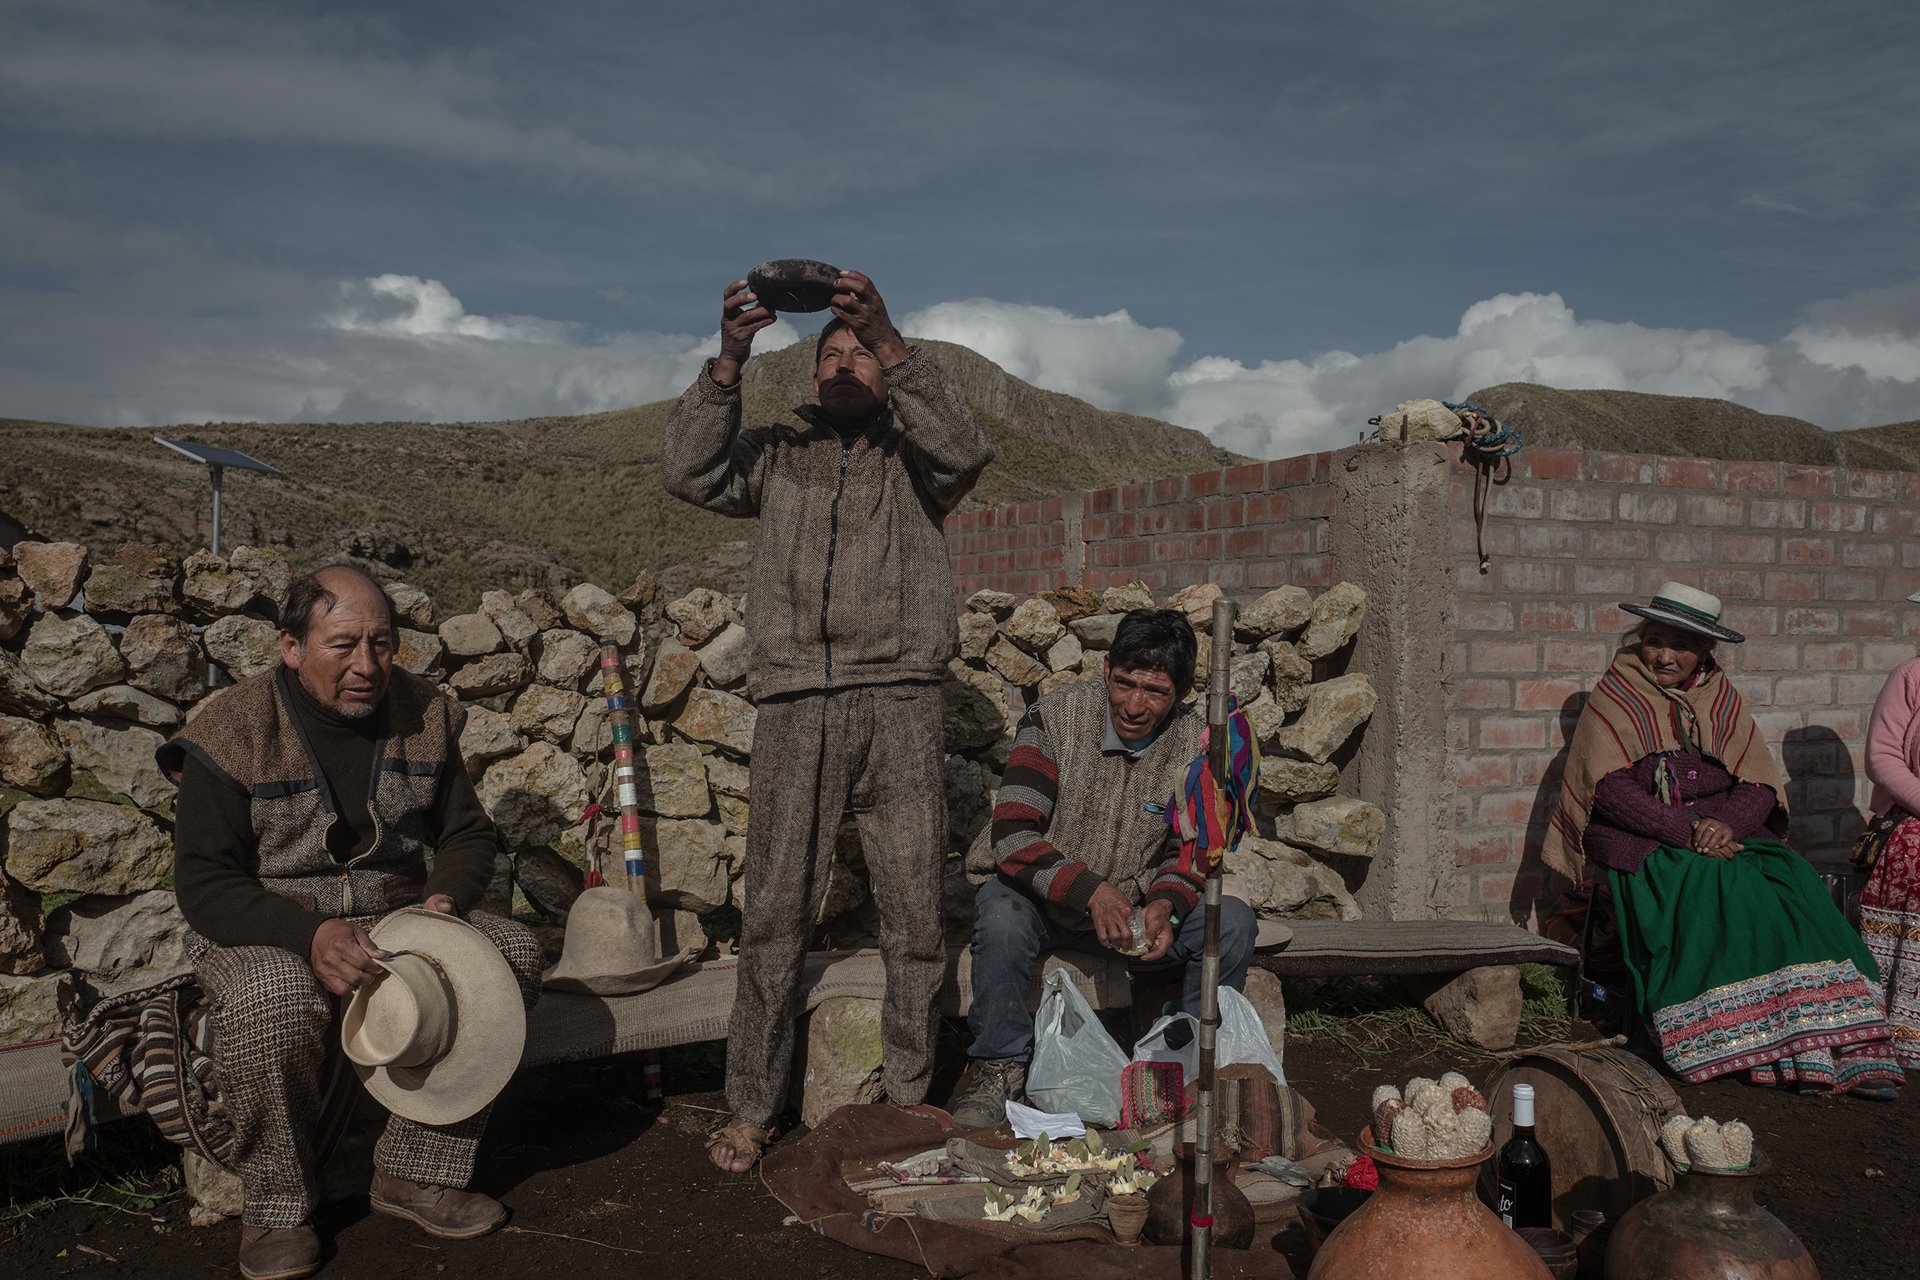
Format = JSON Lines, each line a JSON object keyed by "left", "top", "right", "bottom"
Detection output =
{"left": 761, "top": 1104, "right": 1295, "bottom": 1279}
{"left": 912, "top": 1185, "right": 1106, "bottom": 1234}
{"left": 944, "top": 1133, "right": 1145, "bottom": 1189}
{"left": 60, "top": 975, "right": 232, "bottom": 1166}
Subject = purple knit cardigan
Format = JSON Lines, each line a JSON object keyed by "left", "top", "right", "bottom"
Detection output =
{"left": 1583, "top": 748, "right": 1782, "bottom": 874}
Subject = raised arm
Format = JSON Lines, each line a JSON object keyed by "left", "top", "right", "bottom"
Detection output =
{"left": 883, "top": 347, "right": 997, "bottom": 513}
{"left": 831, "top": 270, "right": 995, "bottom": 513}
{"left": 659, "top": 279, "right": 777, "bottom": 516}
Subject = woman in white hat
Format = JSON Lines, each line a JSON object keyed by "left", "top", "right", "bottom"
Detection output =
{"left": 1857, "top": 591, "right": 1920, "bottom": 1077}
{"left": 1541, "top": 583, "right": 1903, "bottom": 1098}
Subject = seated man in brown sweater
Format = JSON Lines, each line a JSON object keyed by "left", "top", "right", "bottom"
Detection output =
{"left": 947, "top": 609, "right": 1256, "bottom": 1128}
{"left": 160, "top": 565, "right": 540, "bottom": 1280}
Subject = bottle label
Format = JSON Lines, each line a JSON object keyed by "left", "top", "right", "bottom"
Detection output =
{"left": 1496, "top": 1180, "right": 1516, "bottom": 1227}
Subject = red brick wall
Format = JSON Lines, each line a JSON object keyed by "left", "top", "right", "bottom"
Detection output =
{"left": 1447, "top": 448, "right": 1920, "bottom": 917}
{"left": 943, "top": 496, "right": 1072, "bottom": 597}
{"left": 945, "top": 443, "right": 1920, "bottom": 924}
{"left": 945, "top": 454, "right": 1337, "bottom": 597}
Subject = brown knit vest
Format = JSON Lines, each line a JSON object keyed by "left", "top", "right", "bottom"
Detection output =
{"left": 156, "top": 666, "right": 462, "bottom": 919}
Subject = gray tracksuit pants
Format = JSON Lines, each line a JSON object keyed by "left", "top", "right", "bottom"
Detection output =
{"left": 726, "top": 683, "right": 947, "bottom": 1125}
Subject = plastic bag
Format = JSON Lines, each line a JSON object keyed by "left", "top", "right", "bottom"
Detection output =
{"left": 1218, "top": 985, "right": 1287, "bottom": 1085}
{"left": 1025, "top": 969, "right": 1128, "bottom": 1127}
{"left": 1130, "top": 986, "right": 1286, "bottom": 1086}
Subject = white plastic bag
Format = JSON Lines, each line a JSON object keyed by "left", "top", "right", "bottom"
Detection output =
{"left": 1217, "top": 985, "right": 1287, "bottom": 1085}
{"left": 1129, "top": 987, "right": 1286, "bottom": 1086}
{"left": 1025, "top": 969, "right": 1128, "bottom": 1127}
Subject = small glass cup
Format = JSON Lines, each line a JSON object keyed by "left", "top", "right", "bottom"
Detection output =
{"left": 1119, "top": 908, "right": 1151, "bottom": 957}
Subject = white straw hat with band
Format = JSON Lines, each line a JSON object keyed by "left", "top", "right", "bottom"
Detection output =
{"left": 1620, "top": 582, "right": 1745, "bottom": 644}
{"left": 340, "top": 908, "right": 526, "bottom": 1126}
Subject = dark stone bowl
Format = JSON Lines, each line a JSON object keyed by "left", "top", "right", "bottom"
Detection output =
{"left": 747, "top": 259, "right": 840, "bottom": 313}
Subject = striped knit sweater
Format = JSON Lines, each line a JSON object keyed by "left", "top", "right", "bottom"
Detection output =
{"left": 965, "top": 678, "right": 1205, "bottom": 925}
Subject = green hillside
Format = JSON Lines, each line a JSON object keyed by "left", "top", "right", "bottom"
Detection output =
{"left": 0, "top": 338, "right": 1241, "bottom": 609}
{"left": 1462, "top": 383, "right": 1915, "bottom": 471}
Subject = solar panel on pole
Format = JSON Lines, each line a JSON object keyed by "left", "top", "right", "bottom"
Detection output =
{"left": 153, "top": 438, "right": 280, "bottom": 556}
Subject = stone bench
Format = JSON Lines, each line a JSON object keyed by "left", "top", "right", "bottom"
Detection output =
{"left": 2, "top": 922, "right": 1570, "bottom": 1145}
{"left": 1250, "top": 919, "right": 1578, "bottom": 1050}
{"left": 0, "top": 945, "right": 1135, "bottom": 1147}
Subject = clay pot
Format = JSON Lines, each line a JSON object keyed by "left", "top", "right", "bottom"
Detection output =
{"left": 1604, "top": 1155, "right": 1819, "bottom": 1280}
{"left": 1142, "top": 1144, "right": 1256, "bottom": 1250}
{"left": 1306, "top": 1126, "right": 1551, "bottom": 1280}
{"left": 1106, "top": 1193, "right": 1149, "bottom": 1246}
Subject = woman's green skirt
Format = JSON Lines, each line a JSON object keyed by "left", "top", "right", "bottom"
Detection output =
{"left": 1610, "top": 839, "right": 1902, "bottom": 1088}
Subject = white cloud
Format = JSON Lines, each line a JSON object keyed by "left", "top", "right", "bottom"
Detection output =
{"left": 1785, "top": 280, "right": 1920, "bottom": 383}
{"left": 330, "top": 275, "right": 567, "bottom": 343}
{"left": 904, "top": 288, "right": 1920, "bottom": 458}
{"left": 0, "top": 190, "right": 798, "bottom": 425}
{"left": 901, "top": 300, "right": 1183, "bottom": 413}
{"left": 4, "top": 182, "right": 1919, "bottom": 440}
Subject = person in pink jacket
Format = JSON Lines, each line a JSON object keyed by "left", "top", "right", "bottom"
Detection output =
{"left": 1862, "top": 624, "right": 1920, "bottom": 1073}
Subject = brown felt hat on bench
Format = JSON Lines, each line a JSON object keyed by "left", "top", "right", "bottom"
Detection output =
{"left": 542, "top": 886, "right": 699, "bottom": 997}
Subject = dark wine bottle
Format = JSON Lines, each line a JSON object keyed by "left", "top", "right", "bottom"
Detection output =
{"left": 1495, "top": 1082, "right": 1552, "bottom": 1229}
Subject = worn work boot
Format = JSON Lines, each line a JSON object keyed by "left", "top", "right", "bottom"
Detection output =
{"left": 237, "top": 1224, "right": 321, "bottom": 1280}
{"left": 946, "top": 1057, "right": 1028, "bottom": 1130}
{"left": 368, "top": 1170, "right": 508, "bottom": 1239}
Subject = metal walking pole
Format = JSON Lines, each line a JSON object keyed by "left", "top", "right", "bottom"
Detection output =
{"left": 1188, "top": 597, "right": 1237, "bottom": 1280}
{"left": 209, "top": 464, "right": 224, "bottom": 557}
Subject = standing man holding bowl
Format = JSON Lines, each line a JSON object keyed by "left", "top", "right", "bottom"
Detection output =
{"left": 661, "top": 267, "right": 995, "bottom": 1171}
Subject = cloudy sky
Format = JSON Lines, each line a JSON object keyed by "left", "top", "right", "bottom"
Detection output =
{"left": 4, "top": 0, "right": 1918, "bottom": 457}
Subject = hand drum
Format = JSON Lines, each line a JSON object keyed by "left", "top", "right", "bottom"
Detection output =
{"left": 746, "top": 259, "right": 841, "bottom": 313}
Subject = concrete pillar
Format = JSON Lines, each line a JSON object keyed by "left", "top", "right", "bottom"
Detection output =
{"left": 1328, "top": 441, "right": 1458, "bottom": 920}
{"left": 1060, "top": 492, "right": 1086, "bottom": 587}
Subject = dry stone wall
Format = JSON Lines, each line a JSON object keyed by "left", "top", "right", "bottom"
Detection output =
{"left": 0, "top": 537, "right": 1380, "bottom": 1048}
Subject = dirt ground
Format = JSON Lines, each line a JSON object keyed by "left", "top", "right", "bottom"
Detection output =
{"left": 5, "top": 1021, "right": 1915, "bottom": 1279}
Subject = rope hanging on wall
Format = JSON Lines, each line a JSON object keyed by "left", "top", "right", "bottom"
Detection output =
{"left": 1445, "top": 401, "right": 1525, "bottom": 576}
{"left": 1363, "top": 398, "right": 1525, "bottom": 575}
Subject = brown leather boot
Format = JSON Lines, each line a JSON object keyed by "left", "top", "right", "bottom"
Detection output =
{"left": 368, "top": 1170, "right": 507, "bottom": 1240}
{"left": 237, "top": 1224, "right": 321, "bottom": 1280}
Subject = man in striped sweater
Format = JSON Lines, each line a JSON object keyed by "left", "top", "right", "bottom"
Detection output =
{"left": 949, "top": 609, "right": 1256, "bottom": 1128}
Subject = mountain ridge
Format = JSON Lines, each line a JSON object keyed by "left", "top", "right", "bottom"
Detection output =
{"left": 0, "top": 338, "right": 1242, "bottom": 609}
{"left": 8, "top": 364, "right": 1919, "bottom": 612}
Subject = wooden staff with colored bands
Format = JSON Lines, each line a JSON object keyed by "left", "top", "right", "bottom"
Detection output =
{"left": 600, "top": 644, "right": 660, "bottom": 962}
{"left": 599, "top": 646, "right": 645, "bottom": 886}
